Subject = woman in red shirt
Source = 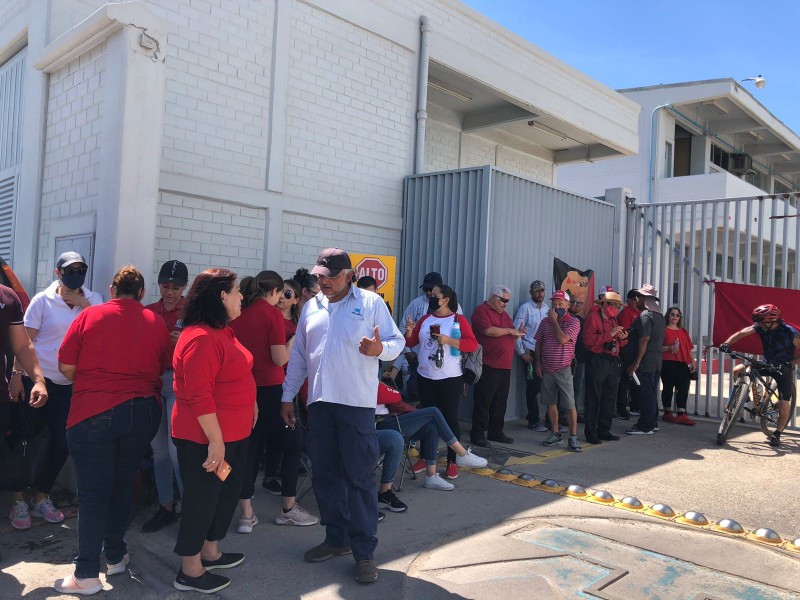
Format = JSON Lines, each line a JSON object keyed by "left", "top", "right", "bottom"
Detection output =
{"left": 171, "top": 269, "right": 256, "bottom": 595}
{"left": 231, "top": 271, "right": 317, "bottom": 531}
{"left": 54, "top": 266, "right": 170, "bottom": 596}
{"left": 660, "top": 306, "right": 696, "bottom": 426}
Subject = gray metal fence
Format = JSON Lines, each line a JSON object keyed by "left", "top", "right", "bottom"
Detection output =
{"left": 624, "top": 193, "right": 800, "bottom": 430}
{"left": 402, "top": 166, "right": 617, "bottom": 421}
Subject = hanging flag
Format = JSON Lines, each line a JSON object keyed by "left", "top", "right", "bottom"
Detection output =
{"left": 553, "top": 258, "right": 594, "bottom": 317}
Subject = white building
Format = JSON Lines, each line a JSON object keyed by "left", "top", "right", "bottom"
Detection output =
{"left": 1, "top": 0, "right": 638, "bottom": 300}
{"left": 558, "top": 79, "right": 800, "bottom": 204}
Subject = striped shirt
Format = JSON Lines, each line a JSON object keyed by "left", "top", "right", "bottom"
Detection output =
{"left": 534, "top": 315, "right": 580, "bottom": 374}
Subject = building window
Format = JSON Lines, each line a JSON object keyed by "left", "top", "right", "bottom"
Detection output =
{"left": 710, "top": 145, "right": 729, "bottom": 170}
{"left": 664, "top": 141, "right": 673, "bottom": 178}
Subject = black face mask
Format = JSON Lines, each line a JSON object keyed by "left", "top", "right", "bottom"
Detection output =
{"left": 428, "top": 297, "right": 441, "bottom": 313}
{"left": 61, "top": 271, "right": 87, "bottom": 290}
{"left": 555, "top": 307, "right": 567, "bottom": 318}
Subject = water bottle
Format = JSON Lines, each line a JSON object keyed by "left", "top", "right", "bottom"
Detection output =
{"left": 450, "top": 319, "right": 461, "bottom": 356}
{"left": 673, "top": 338, "right": 680, "bottom": 354}
{"left": 526, "top": 362, "right": 534, "bottom": 381}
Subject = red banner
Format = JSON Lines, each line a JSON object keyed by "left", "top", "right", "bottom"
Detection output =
{"left": 713, "top": 282, "right": 800, "bottom": 354}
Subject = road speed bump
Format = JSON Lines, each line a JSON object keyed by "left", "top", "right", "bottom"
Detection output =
{"left": 512, "top": 473, "right": 540, "bottom": 487}
{"left": 537, "top": 479, "right": 564, "bottom": 493}
{"left": 646, "top": 503, "right": 675, "bottom": 518}
{"left": 677, "top": 511, "right": 709, "bottom": 527}
{"left": 713, "top": 519, "right": 745, "bottom": 535}
{"left": 586, "top": 490, "right": 615, "bottom": 504}
{"left": 618, "top": 496, "right": 644, "bottom": 511}
{"left": 491, "top": 468, "right": 518, "bottom": 481}
{"left": 564, "top": 484, "right": 587, "bottom": 498}
{"left": 749, "top": 528, "right": 782, "bottom": 544}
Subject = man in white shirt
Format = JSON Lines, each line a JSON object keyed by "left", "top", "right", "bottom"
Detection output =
{"left": 281, "top": 248, "right": 403, "bottom": 585}
{"left": 513, "top": 280, "right": 549, "bottom": 432}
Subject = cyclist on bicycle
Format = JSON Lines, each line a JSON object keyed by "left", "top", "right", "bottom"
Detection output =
{"left": 719, "top": 304, "right": 800, "bottom": 447}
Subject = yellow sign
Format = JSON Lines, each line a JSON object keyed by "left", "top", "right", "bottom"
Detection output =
{"left": 350, "top": 252, "right": 397, "bottom": 316}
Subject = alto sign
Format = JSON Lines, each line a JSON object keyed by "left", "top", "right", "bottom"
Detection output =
{"left": 355, "top": 257, "right": 388, "bottom": 289}
{"left": 349, "top": 253, "right": 397, "bottom": 314}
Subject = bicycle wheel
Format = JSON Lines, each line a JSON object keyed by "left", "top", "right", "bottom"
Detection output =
{"left": 717, "top": 382, "right": 748, "bottom": 446}
{"left": 760, "top": 382, "right": 796, "bottom": 437}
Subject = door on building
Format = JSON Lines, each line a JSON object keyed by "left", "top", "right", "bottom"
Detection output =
{"left": 674, "top": 125, "right": 692, "bottom": 177}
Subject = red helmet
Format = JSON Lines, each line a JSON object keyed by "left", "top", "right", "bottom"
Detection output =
{"left": 752, "top": 304, "right": 780, "bottom": 323}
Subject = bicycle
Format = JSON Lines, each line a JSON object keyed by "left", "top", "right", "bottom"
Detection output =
{"left": 716, "top": 350, "right": 797, "bottom": 446}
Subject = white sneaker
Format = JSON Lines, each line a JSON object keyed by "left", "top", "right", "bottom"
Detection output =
{"left": 275, "top": 504, "right": 319, "bottom": 526}
{"left": 54, "top": 574, "right": 103, "bottom": 595}
{"left": 455, "top": 448, "right": 488, "bottom": 469}
{"left": 107, "top": 554, "right": 130, "bottom": 576}
{"left": 424, "top": 473, "right": 454, "bottom": 491}
{"left": 237, "top": 513, "right": 258, "bottom": 534}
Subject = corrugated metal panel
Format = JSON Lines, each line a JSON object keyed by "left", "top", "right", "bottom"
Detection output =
{"left": 402, "top": 167, "right": 616, "bottom": 421}
{"left": 0, "top": 174, "right": 16, "bottom": 259}
{"left": 0, "top": 48, "right": 26, "bottom": 172}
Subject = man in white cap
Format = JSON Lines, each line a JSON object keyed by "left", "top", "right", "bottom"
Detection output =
{"left": 625, "top": 284, "right": 665, "bottom": 435}
{"left": 280, "top": 248, "right": 404, "bottom": 585}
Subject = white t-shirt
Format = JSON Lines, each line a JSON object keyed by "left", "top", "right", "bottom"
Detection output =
{"left": 416, "top": 314, "right": 463, "bottom": 381}
{"left": 23, "top": 281, "right": 104, "bottom": 384}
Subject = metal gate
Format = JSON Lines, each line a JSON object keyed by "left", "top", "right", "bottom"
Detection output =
{"left": 623, "top": 193, "right": 800, "bottom": 430}
{"left": 0, "top": 47, "right": 26, "bottom": 263}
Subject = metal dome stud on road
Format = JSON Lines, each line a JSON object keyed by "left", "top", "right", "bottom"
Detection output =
{"left": 678, "top": 511, "right": 709, "bottom": 526}
{"left": 619, "top": 497, "right": 644, "bottom": 510}
{"left": 647, "top": 503, "right": 675, "bottom": 518}
{"left": 713, "top": 519, "right": 745, "bottom": 535}
{"left": 537, "top": 479, "right": 564, "bottom": 493}
{"left": 751, "top": 528, "right": 782, "bottom": 544}
{"left": 788, "top": 538, "right": 800, "bottom": 552}
{"left": 512, "top": 473, "right": 540, "bottom": 487}
{"left": 491, "top": 468, "right": 518, "bottom": 481}
{"left": 564, "top": 484, "right": 587, "bottom": 498}
{"left": 587, "top": 490, "right": 615, "bottom": 504}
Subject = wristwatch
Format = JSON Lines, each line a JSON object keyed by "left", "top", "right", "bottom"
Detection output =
{"left": 10, "top": 370, "right": 22, "bottom": 377}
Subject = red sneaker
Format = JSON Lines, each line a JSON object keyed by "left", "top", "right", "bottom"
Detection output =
{"left": 411, "top": 459, "right": 426, "bottom": 474}
{"left": 662, "top": 411, "right": 678, "bottom": 423}
{"left": 674, "top": 412, "right": 696, "bottom": 426}
{"left": 443, "top": 462, "right": 458, "bottom": 480}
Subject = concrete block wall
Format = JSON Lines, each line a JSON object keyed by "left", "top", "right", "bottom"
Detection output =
{"left": 154, "top": 0, "right": 274, "bottom": 189}
{"left": 153, "top": 192, "right": 265, "bottom": 299}
{"left": 37, "top": 42, "right": 106, "bottom": 291}
{"left": 280, "top": 212, "right": 402, "bottom": 277}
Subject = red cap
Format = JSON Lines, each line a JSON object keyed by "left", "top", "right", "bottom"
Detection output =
{"left": 551, "top": 290, "right": 570, "bottom": 302}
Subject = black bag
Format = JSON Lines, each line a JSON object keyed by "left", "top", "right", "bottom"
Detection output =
{"left": 0, "top": 402, "right": 51, "bottom": 491}
{"left": 461, "top": 344, "right": 483, "bottom": 385}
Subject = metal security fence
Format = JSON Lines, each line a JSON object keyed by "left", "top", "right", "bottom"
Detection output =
{"left": 624, "top": 193, "right": 800, "bottom": 430}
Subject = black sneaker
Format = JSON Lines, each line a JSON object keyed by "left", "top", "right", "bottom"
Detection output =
{"left": 377, "top": 490, "right": 407, "bottom": 513}
{"left": 174, "top": 569, "right": 230, "bottom": 594}
{"left": 261, "top": 478, "right": 282, "bottom": 495}
{"left": 201, "top": 552, "right": 245, "bottom": 570}
{"left": 377, "top": 511, "right": 386, "bottom": 523}
{"left": 769, "top": 432, "right": 782, "bottom": 448}
{"left": 142, "top": 505, "right": 179, "bottom": 533}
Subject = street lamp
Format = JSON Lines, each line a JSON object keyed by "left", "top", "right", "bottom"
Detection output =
{"left": 735, "top": 75, "right": 766, "bottom": 91}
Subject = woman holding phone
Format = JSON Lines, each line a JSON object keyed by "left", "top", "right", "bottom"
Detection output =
{"left": 404, "top": 284, "right": 478, "bottom": 480}
{"left": 170, "top": 269, "right": 256, "bottom": 594}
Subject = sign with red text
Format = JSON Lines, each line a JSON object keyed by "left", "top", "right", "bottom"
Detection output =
{"left": 351, "top": 253, "right": 397, "bottom": 315}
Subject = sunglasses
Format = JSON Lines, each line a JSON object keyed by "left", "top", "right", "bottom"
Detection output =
{"left": 669, "top": 312, "right": 681, "bottom": 318}
{"left": 494, "top": 295, "right": 510, "bottom": 304}
{"left": 283, "top": 290, "right": 296, "bottom": 299}
{"left": 61, "top": 266, "right": 88, "bottom": 275}
{"left": 570, "top": 300, "right": 584, "bottom": 306}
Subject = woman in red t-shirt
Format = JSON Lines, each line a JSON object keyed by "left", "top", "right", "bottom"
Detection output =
{"left": 230, "top": 271, "right": 317, "bottom": 531}
{"left": 55, "top": 266, "right": 170, "bottom": 595}
{"left": 171, "top": 268, "right": 256, "bottom": 594}
{"left": 660, "top": 306, "right": 697, "bottom": 426}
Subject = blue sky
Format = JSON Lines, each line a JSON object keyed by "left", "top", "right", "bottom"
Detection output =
{"left": 461, "top": 1, "right": 800, "bottom": 134}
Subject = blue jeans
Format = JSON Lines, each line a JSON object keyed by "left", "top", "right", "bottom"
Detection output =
{"left": 67, "top": 396, "right": 160, "bottom": 578}
{"left": 377, "top": 429, "right": 404, "bottom": 484}
{"left": 379, "top": 407, "right": 457, "bottom": 466}
{"left": 306, "top": 402, "right": 378, "bottom": 561}
{"left": 150, "top": 371, "right": 182, "bottom": 505}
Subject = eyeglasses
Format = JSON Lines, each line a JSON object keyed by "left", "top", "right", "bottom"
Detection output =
{"left": 61, "top": 266, "right": 88, "bottom": 275}
{"left": 283, "top": 290, "right": 296, "bottom": 299}
{"left": 494, "top": 295, "right": 510, "bottom": 304}
{"left": 668, "top": 313, "right": 681, "bottom": 318}
{"left": 569, "top": 300, "right": 584, "bottom": 306}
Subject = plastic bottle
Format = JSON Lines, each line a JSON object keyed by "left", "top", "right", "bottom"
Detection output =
{"left": 450, "top": 318, "right": 461, "bottom": 356}
{"left": 526, "top": 362, "right": 534, "bottom": 381}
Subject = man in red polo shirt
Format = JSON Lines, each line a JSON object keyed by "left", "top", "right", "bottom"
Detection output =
{"left": 470, "top": 284, "right": 525, "bottom": 447}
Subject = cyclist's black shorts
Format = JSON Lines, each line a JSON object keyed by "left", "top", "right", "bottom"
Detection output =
{"left": 772, "top": 368, "right": 796, "bottom": 401}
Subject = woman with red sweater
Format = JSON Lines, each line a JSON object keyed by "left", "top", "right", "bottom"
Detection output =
{"left": 660, "top": 306, "right": 696, "bottom": 426}
{"left": 403, "top": 284, "right": 478, "bottom": 480}
{"left": 230, "top": 271, "right": 316, "bottom": 532}
{"left": 171, "top": 269, "right": 256, "bottom": 594}
{"left": 54, "top": 266, "right": 170, "bottom": 596}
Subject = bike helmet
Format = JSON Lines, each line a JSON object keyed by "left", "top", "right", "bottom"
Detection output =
{"left": 751, "top": 304, "right": 780, "bottom": 323}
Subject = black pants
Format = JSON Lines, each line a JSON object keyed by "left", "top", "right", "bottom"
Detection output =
{"left": 418, "top": 374, "right": 463, "bottom": 463}
{"left": 660, "top": 361, "right": 690, "bottom": 411}
{"left": 584, "top": 354, "right": 620, "bottom": 439}
{"left": 173, "top": 437, "right": 249, "bottom": 557}
{"left": 253, "top": 386, "right": 303, "bottom": 497}
{"left": 470, "top": 366, "right": 511, "bottom": 440}
{"left": 616, "top": 356, "right": 639, "bottom": 415}
{"left": 523, "top": 351, "right": 543, "bottom": 424}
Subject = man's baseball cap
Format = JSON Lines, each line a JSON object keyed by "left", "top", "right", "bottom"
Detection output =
{"left": 420, "top": 272, "right": 443, "bottom": 290}
{"left": 311, "top": 248, "right": 352, "bottom": 277}
{"left": 626, "top": 288, "right": 639, "bottom": 299}
{"left": 530, "top": 280, "right": 545, "bottom": 291}
{"left": 56, "top": 251, "right": 87, "bottom": 270}
{"left": 551, "top": 290, "right": 570, "bottom": 302}
{"left": 158, "top": 260, "right": 189, "bottom": 285}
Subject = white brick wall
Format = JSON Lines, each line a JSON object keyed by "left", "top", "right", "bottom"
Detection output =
{"left": 37, "top": 42, "right": 106, "bottom": 290}
{"left": 424, "top": 119, "right": 460, "bottom": 172}
{"left": 283, "top": 2, "right": 415, "bottom": 213}
{"left": 152, "top": 192, "right": 266, "bottom": 300}
{"left": 153, "top": 0, "right": 274, "bottom": 189}
{"left": 496, "top": 146, "right": 553, "bottom": 185}
{"left": 280, "top": 212, "right": 402, "bottom": 277}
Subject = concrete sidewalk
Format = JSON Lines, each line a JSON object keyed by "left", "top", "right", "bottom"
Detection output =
{"left": 2, "top": 418, "right": 799, "bottom": 599}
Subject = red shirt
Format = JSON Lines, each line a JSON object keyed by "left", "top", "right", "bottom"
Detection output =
{"left": 59, "top": 299, "right": 170, "bottom": 428}
{"left": 582, "top": 306, "right": 621, "bottom": 357}
{"left": 471, "top": 302, "right": 516, "bottom": 369}
{"left": 534, "top": 315, "right": 580, "bottom": 373}
{"left": 229, "top": 299, "right": 286, "bottom": 387}
{"left": 172, "top": 324, "right": 256, "bottom": 444}
{"left": 617, "top": 305, "right": 639, "bottom": 330}
{"left": 283, "top": 317, "right": 297, "bottom": 340}
{"left": 662, "top": 327, "right": 694, "bottom": 365}
{"left": 144, "top": 297, "right": 186, "bottom": 365}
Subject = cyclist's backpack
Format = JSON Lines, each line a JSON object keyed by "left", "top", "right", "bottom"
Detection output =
{"left": 461, "top": 344, "right": 483, "bottom": 385}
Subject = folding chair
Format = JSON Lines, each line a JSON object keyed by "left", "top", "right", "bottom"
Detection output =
{"left": 294, "top": 395, "right": 314, "bottom": 502}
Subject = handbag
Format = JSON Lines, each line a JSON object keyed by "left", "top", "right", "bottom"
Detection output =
{"left": 0, "top": 402, "right": 51, "bottom": 491}
{"left": 461, "top": 344, "right": 483, "bottom": 385}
